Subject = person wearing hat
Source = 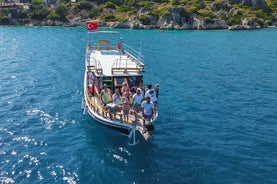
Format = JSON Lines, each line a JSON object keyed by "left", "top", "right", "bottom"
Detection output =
{"left": 141, "top": 96, "right": 154, "bottom": 126}
{"left": 145, "top": 84, "right": 157, "bottom": 104}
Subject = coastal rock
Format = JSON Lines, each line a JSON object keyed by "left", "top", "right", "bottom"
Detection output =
{"left": 226, "top": 0, "right": 268, "bottom": 11}
{"left": 251, "top": 0, "right": 268, "bottom": 11}
{"left": 274, "top": 14, "right": 277, "bottom": 26}
{"left": 229, "top": 8, "right": 243, "bottom": 17}
{"left": 106, "top": 21, "right": 130, "bottom": 28}
{"left": 129, "top": 21, "right": 144, "bottom": 29}
{"left": 156, "top": 7, "right": 185, "bottom": 29}
{"left": 228, "top": 18, "right": 261, "bottom": 30}
{"left": 211, "top": 1, "right": 230, "bottom": 11}
{"left": 191, "top": 17, "right": 228, "bottom": 30}
{"left": 228, "top": 25, "right": 249, "bottom": 30}
{"left": 242, "top": 0, "right": 251, "bottom": 7}
{"left": 54, "top": 20, "right": 64, "bottom": 26}
{"left": 242, "top": 18, "right": 261, "bottom": 28}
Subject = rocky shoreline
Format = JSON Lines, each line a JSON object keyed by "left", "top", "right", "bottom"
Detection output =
{"left": 25, "top": 17, "right": 277, "bottom": 31}
{"left": 2, "top": 0, "right": 277, "bottom": 31}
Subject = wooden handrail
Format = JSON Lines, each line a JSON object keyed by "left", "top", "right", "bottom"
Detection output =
{"left": 85, "top": 88, "right": 107, "bottom": 114}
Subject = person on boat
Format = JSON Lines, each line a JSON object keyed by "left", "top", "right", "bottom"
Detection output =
{"left": 145, "top": 84, "right": 157, "bottom": 104}
{"left": 145, "top": 84, "right": 158, "bottom": 116}
{"left": 128, "top": 92, "right": 134, "bottom": 114}
{"left": 112, "top": 88, "right": 122, "bottom": 110}
{"left": 88, "top": 83, "right": 94, "bottom": 96}
{"left": 137, "top": 82, "right": 144, "bottom": 97}
{"left": 155, "top": 84, "right": 160, "bottom": 99}
{"left": 121, "top": 82, "right": 130, "bottom": 94}
{"left": 132, "top": 89, "right": 143, "bottom": 121}
{"left": 130, "top": 85, "right": 137, "bottom": 94}
{"left": 110, "top": 88, "right": 122, "bottom": 119}
{"left": 100, "top": 83, "right": 112, "bottom": 106}
{"left": 122, "top": 92, "right": 130, "bottom": 122}
{"left": 141, "top": 96, "right": 154, "bottom": 126}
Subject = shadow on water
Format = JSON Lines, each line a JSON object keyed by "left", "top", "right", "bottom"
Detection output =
{"left": 77, "top": 117, "right": 160, "bottom": 183}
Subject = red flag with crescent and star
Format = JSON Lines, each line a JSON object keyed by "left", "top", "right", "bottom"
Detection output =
{"left": 86, "top": 22, "right": 98, "bottom": 31}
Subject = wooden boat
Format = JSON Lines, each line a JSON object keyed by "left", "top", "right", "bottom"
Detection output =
{"left": 82, "top": 23, "right": 158, "bottom": 145}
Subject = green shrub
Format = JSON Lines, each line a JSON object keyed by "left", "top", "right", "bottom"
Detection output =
{"left": 29, "top": 9, "right": 49, "bottom": 20}
{"left": 104, "top": 1, "right": 116, "bottom": 9}
{"left": 153, "top": 0, "right": 169, "bottom": 3}
{"left": 128, "top": 9, "right": 137, "bottom": 15}
{"left": 47, "top": 4, "right": 67, "bottom": 21}
{"left": 0, "top": 16, "right": 10, "bottom": 25}
{"left": 139, "top": 1, "right": 154, "bottom": 8}
{"left": 115, "top": 17, "right": 128, "bottom": 22}
{"left": 171, "top": 0, "right": 180, "bottom": 6}
{"left": 139, "top": 14, "right": 151, "bottom": 25}
{"left": 0, "top": 9, "right": 11, "bottom": 16}
{"left": 198, "top": 9, "right": 215, "bottom": 18}
{"left": 264, "top": 19, "right": 273, "bottom": 26}
{"left": 226, "top": 14, "right": 242, "bottom": 25}
{"left": 74, "top": 1, "right": 93, "bottom": 13}
{"left": 55, "top": 4, "right": 67, "bottom": 21}
{"left": 156, "top": 7, "right": 170, "bottom": 17}
{"left": 29, "top": 0, "right": 49, "bottom": 20}
{"left": 102, "top": 14, "right": 116, "bottom": 21}
{"left": 58, "top": 0, "right": 71, "bottom": 6}
{"left": 213, "top": 0, "right": 224, "bottom": 6}
{"left": 19, "top": 19, "right": 29, "bottom": 25}
{"left": 124, "top": 0, "right": 139, "bottom": 7}
{"left": 89, "top": 10, "right": 98, "bottom": 18}
{"left": 187, "top": 5, "right": 199, "bottom": 14}
{"left": 117, "top": 5, "right": 129, "bottom": 13}
{"left": 47, "top": 11, "right": 60, "bottom": 20}
{"left": 203, "top": 17, "right": 214, "bottom": 24}
{"left": 14, "top": 9, "right": 28, "bottom": 19}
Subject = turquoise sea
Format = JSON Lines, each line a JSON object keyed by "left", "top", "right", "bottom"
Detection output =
{"left": 0, "top": 26, "right": 276, "bottom": 183}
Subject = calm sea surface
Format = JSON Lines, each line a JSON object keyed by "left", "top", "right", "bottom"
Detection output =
{"left": 0, "top": 26, "right": 276, "bottom": 183}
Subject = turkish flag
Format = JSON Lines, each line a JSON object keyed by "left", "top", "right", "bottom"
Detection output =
{"left": 86, "top": 22, "right": 98, "bottom": 31}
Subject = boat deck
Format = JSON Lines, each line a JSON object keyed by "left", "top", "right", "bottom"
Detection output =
{"left": 87, "top": 94, "right": 153, "bottom": 139}
{"left": 87, "top": 46, "right": 144, "bottom": 76}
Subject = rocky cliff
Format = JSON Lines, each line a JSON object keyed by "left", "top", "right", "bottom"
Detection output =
{"left": 1, "top": 0, "right": 276, "bottom": 30}
{"left": 102, "top": 0, "right": 276, "bottom": 30}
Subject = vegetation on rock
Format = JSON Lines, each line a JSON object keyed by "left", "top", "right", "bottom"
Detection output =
{"left": 0, "top": 0, "right": 276, "bottom": 29}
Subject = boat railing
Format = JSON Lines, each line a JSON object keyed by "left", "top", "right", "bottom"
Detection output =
{"left": 95, "top": 59, "right": 103, "bottom": 75}
{"left": 122, "top": 43, "right": 144, "bottom": 65}
{"left": 89, "top": 45, "right": 118, "bottom": 50}
{"left": 85, "top": 88, "right": 107, "bottom": 115}
{"left": 111, "top": 58, "right": 144, "bottom": 75}
{"left": 88, "top": 53, "right": 103, "bottom": 75}
{"left": 88, "top": 39, "right": 118, "bottom": 51}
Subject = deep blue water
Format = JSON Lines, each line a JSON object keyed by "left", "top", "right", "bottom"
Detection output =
{"left": 0, "top": 26, "right": 277, "bottom": 183}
